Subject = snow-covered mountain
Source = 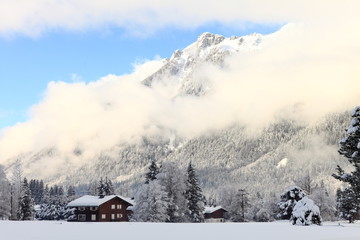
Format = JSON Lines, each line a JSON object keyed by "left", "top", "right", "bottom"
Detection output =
{"left": 3, "top": 32, "right": 351, "bottom": 198}
{"left": 142, "top": 32, "right": 264, "bottom": 96}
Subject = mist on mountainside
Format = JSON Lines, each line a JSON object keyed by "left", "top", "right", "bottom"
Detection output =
{"left": 0, "top": 21, "right": 359, "bottom": 197}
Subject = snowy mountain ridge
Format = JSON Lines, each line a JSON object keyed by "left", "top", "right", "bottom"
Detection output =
{"left": 142, "top": 32, "right": 264, "bottom": 96}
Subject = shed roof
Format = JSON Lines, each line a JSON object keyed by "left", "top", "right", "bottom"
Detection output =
{"left": 204, "top": 206, "right": 227, "bottom": 214}
{"left": 67, "top": 195, "right": 134, "bottom": 207}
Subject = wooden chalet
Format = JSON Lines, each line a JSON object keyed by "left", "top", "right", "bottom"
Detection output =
{"left": 204, "top": 206, "right": 227, "bottom": 223}
{"left": 67, "top": 195, "right": 134, "bottom": 222}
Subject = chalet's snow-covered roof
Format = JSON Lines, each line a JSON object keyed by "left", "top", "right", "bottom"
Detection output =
{"left": 67, "top": 195, "right": 134, "bottom": 207}
{"left": 204, "top": 206, "right": 226, "bottom": 214}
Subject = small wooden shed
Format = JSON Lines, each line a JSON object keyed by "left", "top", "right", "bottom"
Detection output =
{"left": 204, "top": 206, "right": 227, "bottom": 223}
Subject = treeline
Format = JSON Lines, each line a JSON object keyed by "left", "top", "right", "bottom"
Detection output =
{"left": 0, "top": 162, "right": 114, "bottom": 221}
{"left": 131, "top": 160, "right": 205, "bottom": 222}
{"left": 132, "top": 159, "right": 337, "bottom": 224}
{"left": 0, "top": 160, "right": 352, "bottom": 224}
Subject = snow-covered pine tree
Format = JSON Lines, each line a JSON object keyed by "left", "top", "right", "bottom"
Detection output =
{"left": 145, "top": 158, "right": 160, "bottom": 184}
{"left": 185, "top": 162, "right": 205, "bottom": 222}
{"left": 277, "top": 186, "right": 306, "bottom": 220}
{"left": 0, "top": 165, "right": 11, "bottom": 220}
{"left": 36, "top": 184, "right": 68, "bottom": 220}
{"left": 97, "top": 178, "right": 105, "bottom": 198}
{"left": 336, "top": 188, "right": 358, "bottom": 223}
{"left": 66, "top": 185, "right": 76, "bottom": 201}
{"left": 18, "top": 178, "right": 34, "bottom": 220}
{"left": 333, "top": 106, "right": 360, "bottom": 222}
{"left": 229, "top": 189, "right": 250, "bottom": 222}
{"left": 157, "top": 162, "right": 188, "bottom": 222}
{"left": 291, "top": 196, "right": 322, "bottom": 225}
{"left": 104, "top": 177, "right": 115, "bottom": 195}
{"left": 87, "top": 181, "right": 98, "bottom": 195}
{"left": 132, "top": 180, "right": 169, "bottom": 222}
{"left": 29, "top": 179, "right": 44, "bottom": 205}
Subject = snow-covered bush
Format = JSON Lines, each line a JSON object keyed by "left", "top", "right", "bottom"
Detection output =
{"left": 277, "top": 186, "right": 306, "bottom": 219}
{"left": 291, "top": 197, "right": 322, "bottom": 225}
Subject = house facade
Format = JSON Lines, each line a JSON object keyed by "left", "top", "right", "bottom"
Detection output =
{"left": 67, "top": 195, "right": 134, "bottom": 222}
{"left": 204, "top": 206, "right": 227, "bottom": 223}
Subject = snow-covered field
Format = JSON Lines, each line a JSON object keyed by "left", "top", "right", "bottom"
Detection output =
{"left": 2, "top": 221, "right": 360, "bottom": 240}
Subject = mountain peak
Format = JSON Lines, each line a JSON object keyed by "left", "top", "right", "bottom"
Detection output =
{"left": 197, "top": 32, "right": 225, "bottom": 49}
{"left": 143, "top": 32, "right": 265, "bottom": 96}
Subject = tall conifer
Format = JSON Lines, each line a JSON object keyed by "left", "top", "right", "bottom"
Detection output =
{"left": 185, "top": 162, "right": 205, "bottom": 222}
{"left": 333, "top": 106, "right": 360, "bottom": 222}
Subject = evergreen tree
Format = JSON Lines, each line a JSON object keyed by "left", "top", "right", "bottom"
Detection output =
{"left": 29, "top": 179, "right": 45, "bottom": 204}
{"left": 229, "top": 189, "right": 250, "bottom": 222}
{"left": 0, "top": 165, "right": 11, "bottom": 220}
{"left": 42, "top": 185, "right": 50, "bottom": 204}
{"left": 336, "top": 188, "right": 358, "bottom": 223}
{"left": 104, "top": 177, "right": 115, "bottom": 195}
{"left": 185, "top": 162, "right": 205, "bottom": 222}
{"left": 87, "top": 181, "right": 98, "bottom": 195}
{"left": 36, "top": 184, "right": 68, "bottom": 220}
{"left": 145, "top": 158, "right": 160, "bottom": 184}
{"left": 97, "top": 178, "right": 105, "bottom": 198}
{"left": 18, "top": 178, "right": 34, "bottom": 220}
{"left": 66, "top": 185, "right": 76, "bottom": 201}
{"left": 333, "top": 106, "right": 360, "bottom": 222}
{"left": 277, "top": 186, "right": 306, "bottom": 219}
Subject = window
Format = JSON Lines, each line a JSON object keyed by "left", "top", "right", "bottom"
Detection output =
{"left": 116, "top": 213, "right": 123, "bottom": 219}
{"left": 111, "top": 214, "right": 115, "bottom": 220}
{"left": 117, "top": 204, "right": 122, "bottom": 209}
{"left": 78, "top": 207, "right": 85, "bottom": 211}
{"left": 91, "top": 214, "right": 96, "bottom": 221}
{"left": 101, "top": 214, "right": 106, "bottom": 219}
{"left": 111, "top": 204, "right": 115, "bottom": 209}
{"left": 78, "top": 214, "right": 86, "bottom": 221}
{"left": 90, "top": 207, "right": 98, "bottom": 211}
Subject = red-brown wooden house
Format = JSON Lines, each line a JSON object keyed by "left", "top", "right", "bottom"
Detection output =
{"left": 67, "top": 195, "right": 134, "bottom": 222}
{"left": 204, "top": 206, "right": 227, "bottom": 223}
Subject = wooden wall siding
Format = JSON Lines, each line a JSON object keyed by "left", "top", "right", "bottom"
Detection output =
{"left": 98, "top": 197, "right": 131, "bottom": 222}
{"left": 204, "top": 209, "right": 227, "bottom": 220}
{"left": 75, "top": 208, "right": 99, "bottom": 222}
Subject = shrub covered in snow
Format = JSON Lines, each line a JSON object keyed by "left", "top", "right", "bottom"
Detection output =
{"left": 291, "top": 197, "right": 322, "bottom": 225}
{"left": 277, "top": 186, "right": 306, "bottom": 219}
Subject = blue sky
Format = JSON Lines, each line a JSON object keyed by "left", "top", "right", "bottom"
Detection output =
{"left": 0, "top": 23, "right": 280, "bottom": 129}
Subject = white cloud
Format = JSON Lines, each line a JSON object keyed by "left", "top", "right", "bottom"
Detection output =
{"left": 0, "top": 0, "right": 358, "bottom": 37}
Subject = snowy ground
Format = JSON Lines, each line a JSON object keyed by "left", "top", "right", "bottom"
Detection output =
{"left": 2, "top": 221, "right": 360, "bottom": 240}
